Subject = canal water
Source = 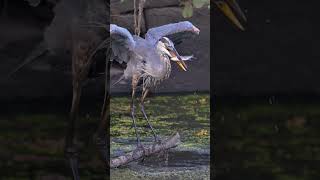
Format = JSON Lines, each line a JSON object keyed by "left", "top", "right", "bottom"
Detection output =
{"left": 214, "top": 95, "right": 320, "bottom": 180}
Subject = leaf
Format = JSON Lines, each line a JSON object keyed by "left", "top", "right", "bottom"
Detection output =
{"left": 192, "top": 0, "right": 207, "bottom": 9}
{"left": 195, "top": 129, "right": 209, "bottom": 136}
{"left": 182, "top": 2, "right": 193, "bottom": 18}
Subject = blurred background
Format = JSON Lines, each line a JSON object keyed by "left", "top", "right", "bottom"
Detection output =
{"left": 214, "top": 0, "right": 320, "bottom": 179}
{"left": 0, "top": 0, "right": 210, "bottom": 179}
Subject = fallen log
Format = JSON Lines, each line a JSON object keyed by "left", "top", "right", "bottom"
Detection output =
{"left": 110, "top": 132, "right": 181, "bottom": 168}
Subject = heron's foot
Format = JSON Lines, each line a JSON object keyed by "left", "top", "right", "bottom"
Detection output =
{"left": 65, "top": 147, "right": 80, "bottom": 180}
{"left": 114, "top": 148, "right": 126, "bottom": 157}
{"left": 132, "top": 142, "right": 146, "bottom": 160}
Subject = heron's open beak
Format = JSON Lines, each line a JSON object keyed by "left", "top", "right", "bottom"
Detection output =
{"left": 215, "top": 0, "right": 247, "bottom": 30}
{"left": 169, "top": 47, "right": 187, "bottom": 71}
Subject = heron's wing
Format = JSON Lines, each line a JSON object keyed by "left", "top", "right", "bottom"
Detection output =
{"left": 110, "top": 24, "right": 136, "bottom": 64}
{"left": 145, "top": 21, "right": 200, "bottom": 46}
{"left": 167, "top": 31, "right": 198, "bottom": 46}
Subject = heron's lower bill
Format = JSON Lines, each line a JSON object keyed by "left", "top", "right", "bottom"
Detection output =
{"left": 168, "top": 48, "right": 188, "bottom": 71}
{"left": 176, "top": 61, "right": 187, "bottom": 71}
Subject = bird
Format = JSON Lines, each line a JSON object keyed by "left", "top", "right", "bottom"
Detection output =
{"left": 110, "top": 21, "right": 200, "bottom": 148}
{"left": 109, "top": 0, "right": 247, "bottom": 150}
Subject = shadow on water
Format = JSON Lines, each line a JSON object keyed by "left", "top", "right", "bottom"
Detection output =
{"left": 214, "top": 95, "right": 320, "bottom": 180}
{"left": 140, "top": 151, "right": 210, "bottom": 168}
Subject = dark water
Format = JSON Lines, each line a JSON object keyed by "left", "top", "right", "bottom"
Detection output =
{"left": 214, "top": 96, "right": 320, "bottom": 180}
{"left": 0, "top": 98, "right": 106, "bottom": 179}
{"left": 140, "top": 151, "right": 210, "bottom": 168}
{"left": 0, "top": 94, "right": 210, "bottom": 179}
{"left": 1, "top": 95, "right": 319, "bottom": 179}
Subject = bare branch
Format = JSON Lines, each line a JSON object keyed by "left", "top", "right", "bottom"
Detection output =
{"left": 133, "top": 0, "right": 146, "bottom": 36}
{"left": 110, "top": 132, "right": 181, "bottom": 168}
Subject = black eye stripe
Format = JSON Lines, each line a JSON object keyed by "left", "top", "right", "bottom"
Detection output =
{"left": 160, "top": 37, "right": 170, "bottom": 44}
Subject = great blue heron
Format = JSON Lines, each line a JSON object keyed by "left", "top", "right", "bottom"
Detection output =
{"left": 110, "top": 21, "right": 200, "bottom": 148}
{"left": 110, "top": 0, "right": 246, "bottom": 149}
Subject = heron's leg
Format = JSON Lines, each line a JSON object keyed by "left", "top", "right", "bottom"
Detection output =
{"left": 93, "top": 60, "right": 110, "bottom": 168}
{"left": 140, "top": 89, "right": 160, "bottom": 143}
{"left": 131, "top": 75, "right": 143, "bottom": 147}
{"left": 65, "top": 81, "right": 82, "bottom": 180}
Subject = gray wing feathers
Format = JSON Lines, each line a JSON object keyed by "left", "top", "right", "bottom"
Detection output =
{"left": 145, "top": 21, "right": 200, "bottom": 46}
{"left": 110, "top": 24, "right": 135, "bottom": 50}
{"left": 110, "top": 24, "right": 136, "bottom": 64}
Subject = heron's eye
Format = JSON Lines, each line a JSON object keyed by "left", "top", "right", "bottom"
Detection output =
{"left": 166, "top": 45, "right": 174, "bottom": 50}
{"left": 162, "top": 54, "right": 170, "bottom": 59}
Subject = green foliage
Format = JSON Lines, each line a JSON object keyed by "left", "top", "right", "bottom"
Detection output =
{"left": 180, "top": 0, "right": 210, "bottom": 18}
{"left": 182, "top": 1, "right": 194, "bottom": 18}
{"left": 192, "top": 0, "right": 208, "bottom": 8}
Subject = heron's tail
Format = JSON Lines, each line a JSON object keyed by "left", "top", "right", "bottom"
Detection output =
{"left": 7, "top": 41, "right": 48, "bottom": 78}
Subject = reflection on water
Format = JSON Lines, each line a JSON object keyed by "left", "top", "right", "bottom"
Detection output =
{"left": 0, "top": 99, "right": 106, "bottom": 179}
{"left": 214, "top": 96, "right": 320, "bottom": 180}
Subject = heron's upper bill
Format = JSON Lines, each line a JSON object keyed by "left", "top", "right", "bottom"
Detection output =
{"left": 157, "top": 37, "right": 188, "bottom": 71}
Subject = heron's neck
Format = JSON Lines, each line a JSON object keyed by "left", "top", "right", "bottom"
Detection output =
{"left": 162, "top": 55, "right": 171, "bottom": 79}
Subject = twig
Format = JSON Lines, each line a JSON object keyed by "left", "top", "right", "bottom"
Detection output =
{"left": 137, "top": 0, "right": 145, "bottom": 36}
{"left": 133, "top": 0, "right": 137, "bottom": 34}
{"left": 134, "top": 0, "right": 146, "bottom": 36}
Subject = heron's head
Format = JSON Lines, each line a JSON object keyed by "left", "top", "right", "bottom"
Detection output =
{"left": 215, "top": 0, "right": 247, "bottom": 30}
{"left": 158, "top": 37, "right": 187, "bottom": 71}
